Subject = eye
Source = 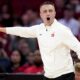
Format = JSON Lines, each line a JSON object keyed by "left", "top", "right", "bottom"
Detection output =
{"left": 49, "top": 9, "right": 53, "bottom": 12}
{"left": 43, "top": 10, "right": 47, "bottom": 13}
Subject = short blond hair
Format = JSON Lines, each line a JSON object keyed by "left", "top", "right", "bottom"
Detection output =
{"left": 40, "top": 1, "right": 55, "bottom": 8}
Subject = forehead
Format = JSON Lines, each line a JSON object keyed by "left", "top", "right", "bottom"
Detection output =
{"left": 40, "top": 4, "right": 55, "bottom": 12}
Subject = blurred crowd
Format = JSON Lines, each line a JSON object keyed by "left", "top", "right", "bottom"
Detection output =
{"left": 0, "top": 0, "right": 80, "bottom": 79}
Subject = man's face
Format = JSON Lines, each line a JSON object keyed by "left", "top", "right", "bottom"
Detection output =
{"left": 40, "top": 4, "right": 56, "bottom": 23}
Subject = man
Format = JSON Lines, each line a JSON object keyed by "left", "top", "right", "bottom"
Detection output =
{"left": 0, "top": 1, "right": 80, "bottom": 80}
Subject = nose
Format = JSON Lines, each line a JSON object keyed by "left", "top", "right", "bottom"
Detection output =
{"left": 46, "top": 11, "right": 50, "bottom": 16}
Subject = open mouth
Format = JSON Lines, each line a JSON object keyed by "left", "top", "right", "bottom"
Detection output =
{"left": 47, "top": 17, "right": 50, "bottom": 21}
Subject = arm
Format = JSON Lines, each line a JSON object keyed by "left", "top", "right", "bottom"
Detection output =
{"left": 63, "top": 28, "right": 80, "bottom": 59}
{"left": 0, "top": 26, "right": 38, "bottom": 38}
{"left": 0, "top": 49, "right": 9, "bottom": 59}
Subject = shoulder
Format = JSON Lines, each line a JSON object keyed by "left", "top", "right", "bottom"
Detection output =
{"left": 56, "top": 21, "right": 73, "bottom": 37}
{"left": 31, "top": 23, "right": 43, "bottom": 29}
{"left": 57, "top": 21, "right": 71, "bottom": 32}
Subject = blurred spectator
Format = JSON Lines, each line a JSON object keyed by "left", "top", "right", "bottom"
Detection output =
{"left": 13, "top": 17, "right": 22, "bottom": 26}
{"left": 16, "top": 37, "right": 37, "bottom": 53}
{"left": 0, "top": 4, "right": 13, "bottom": 27}
{"left": 69, "top": 0, "right": 80, "bottom": 19}
{"left": 24, "top": 50, "right": 43, "bottom": 74}
{"left": 26, "top": 52, "right": 34, "bottom": 65}
{"left": 26, "top": 38, "right": 38, "bottom": 52}
{"left": 69, "top": 0, "right": 80, "bottom": 4}
{"left": 26, "top": 9, "right": 42, "bottom": 26}
{"left": 17, "top": 52, "right": 34, "bottom": 72}
{"left": 8, "top": 16, "right": 23, "bottom": 51}
{"left": 0, "top": 42, "right": 8, "bottom": 58}
{"left": 0, "top": 34, "right": 11, "bottom": 56}
{"left": 59, "top": 4, "right": 80, "bottom": 37}
{"left": 0, "top": 66, "right": 5, "bottom": 73}
{"left": 0, "top": 35, "right": 8, "bottom": 48}
{"left": 9, "top": 49, "right": 25, "bottom": 73}
{"left": 0, "top": 41, "right": 10, "bottom": 73}
{"left": 54, "top": 0, "right": 65, "bottom": 19}
{"left": 69, "top": 0, "right": 80, "bottom": 13}
{"left": 23, "top": 9, "right": 42, "bottom": 51}
{"left": 21, "top": 12, "right": 30, "bottom": 26}
{"left": 17, "top": 39, "right": 31, "bottom": 57}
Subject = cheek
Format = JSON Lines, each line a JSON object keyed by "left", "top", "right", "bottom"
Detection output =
{"left": 51, "top": 12, "right": 56, "bottom": 17}
{"left": 40, "top": 13, "right": 46, "bottom": 19}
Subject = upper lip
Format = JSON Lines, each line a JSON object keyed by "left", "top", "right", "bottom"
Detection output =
{"left": 47, "top": 17, "right": 50, "bottom": 20}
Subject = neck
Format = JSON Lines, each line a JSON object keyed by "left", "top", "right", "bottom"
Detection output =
{"left": 45, "top": 22, "right": 52, "bottom": 26}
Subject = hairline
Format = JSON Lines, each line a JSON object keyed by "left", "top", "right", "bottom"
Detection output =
{"left": 40, "top": 4, "right": 55, "bottom": 12}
